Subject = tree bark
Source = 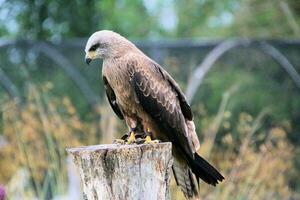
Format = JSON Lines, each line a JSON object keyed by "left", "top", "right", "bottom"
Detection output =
{"left": 67, "top": 143, "right": 173, "bottom": 200}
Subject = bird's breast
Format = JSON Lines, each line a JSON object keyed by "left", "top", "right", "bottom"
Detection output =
{"left": 103, "top": 62, "right": 137, "bottom": 116}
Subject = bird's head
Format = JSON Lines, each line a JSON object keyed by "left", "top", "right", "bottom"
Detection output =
{"left": 84, "top": 30, "right": 135, "bottom": 65}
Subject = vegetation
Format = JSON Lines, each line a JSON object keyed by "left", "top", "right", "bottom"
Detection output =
{"left": 1, "top": 0, "right": 299, "bottom": 39}
{"left": 1, "top": 83, "right": 298, "bottom": 199}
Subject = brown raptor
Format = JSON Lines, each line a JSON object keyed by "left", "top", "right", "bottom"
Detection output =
{"left": 84, "top": 30, "right": 224, "bottom": 199}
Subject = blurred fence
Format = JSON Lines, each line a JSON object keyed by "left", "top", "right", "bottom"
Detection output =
{"left": 0, "top": 38, "right": 299, "bottom": 107}
{"left": 1, "top": 38, "right": 300, "bottom": 146}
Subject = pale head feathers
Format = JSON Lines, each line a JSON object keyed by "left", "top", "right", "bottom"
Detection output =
{"left": 85, "top": 30, "right": 137, "bottom": 61}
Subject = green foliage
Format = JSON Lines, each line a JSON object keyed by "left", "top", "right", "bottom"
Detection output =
{"left": 1, "top": 0, "right": 299, "bottom": 39}
{"left": 232, "top": 0, "right": 300, "bottom": 37}
{"left": 2, "top": 0, "right": 101, "bottom": 39}
{"left": 173, "top": 0, "right": 236, "bottom": 37}
{"left": 1, "top": 0, "right": 161, "bottom": 40}
{"left": 96, "top": 0, "right": 160, "bottom": 38}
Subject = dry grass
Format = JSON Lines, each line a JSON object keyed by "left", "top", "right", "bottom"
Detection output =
{"left": 170, "top": 89, "right": 297, "bottom": 200}
{"left": 0, "top": 82, "right": 99, "bottom": 198}
{"left": 0, "top": 83, "right": 298, "bottom": 199}
{"left": 171, "top": 131, "right": 295, "bottom": 200}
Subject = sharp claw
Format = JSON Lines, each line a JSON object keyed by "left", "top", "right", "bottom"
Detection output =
{"left": 127, "top": 131, "right": 136, "bottom": 144}
{"left": 144, "top": 135, "right": 152, "bottom": 144}
{"left": 116, "top": 129, "right": 159, "bottom": 145}
{"left": 144, "top": 135, "right": 160, "bottom": 144}
{"left": 121, "top": 134, "right": 128, "bottom": 140}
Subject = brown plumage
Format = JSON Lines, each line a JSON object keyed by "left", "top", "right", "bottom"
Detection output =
{"left": 85, "top": 30, "right": 224, "bottom": 199}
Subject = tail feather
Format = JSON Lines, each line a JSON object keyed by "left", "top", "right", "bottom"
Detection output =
{"left": 172, "top": 159, "right": 199, "bottom": 199}
{"left": 189, "top": 153, "right": 224, "bottom": 186}
{"left": 172, "top": 153, "right": 224, "bottom": 199}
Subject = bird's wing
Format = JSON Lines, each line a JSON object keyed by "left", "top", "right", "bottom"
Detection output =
{"left": 103, "top": 76, "right": 124, "bottom": 119}
{"left": 128, "top": 55, "right": 194, "bottom": 158}
{"left": 155, "top": 65, "right": 193, "bottom": 121}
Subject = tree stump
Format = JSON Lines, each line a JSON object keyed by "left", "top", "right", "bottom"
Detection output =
{"left": 67, "top": 143, "right": 173, "bottom": 200}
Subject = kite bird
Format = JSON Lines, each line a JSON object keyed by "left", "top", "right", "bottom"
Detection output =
{"left": 84, "top": 30, "right": 224, "bottom": 199}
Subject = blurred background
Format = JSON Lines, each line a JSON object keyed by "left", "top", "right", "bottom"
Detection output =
{"left": 0, "top": 0, "right": 299, "bottom": 199}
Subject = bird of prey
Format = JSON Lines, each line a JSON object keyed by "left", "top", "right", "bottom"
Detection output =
{"left": 84, "top": 30, "right": 224, "bottom": 199}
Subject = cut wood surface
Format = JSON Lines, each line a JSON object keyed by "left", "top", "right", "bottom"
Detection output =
{"left": 67, "top": 143, "right": 173, "bottom": 200}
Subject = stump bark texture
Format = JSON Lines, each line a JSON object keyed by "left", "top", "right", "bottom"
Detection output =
{"left": 67, "top": 143, "right": 173, "bottom": 200}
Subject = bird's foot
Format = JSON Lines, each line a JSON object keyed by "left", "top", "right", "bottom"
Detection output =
{"left": 115, "top": 131, "right": 145, "bottom": 145}
{"left": 127, "top": 131, "right": 136, "bottom": 144}
{"left": 115, "top": 130, "right": 158, "bottom": 145}
{"left": 113, "top": 139, "right": 126, "bottom": 144}
{"left": 143, "top": 129, "right": 160, "bottom": 144}
{"left": 144, "top": 135, "right": 160, "bottom": 144}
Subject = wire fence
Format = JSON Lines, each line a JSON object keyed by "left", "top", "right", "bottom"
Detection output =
{"left": 0, "top": 38, "right": 299, "bottom": 107}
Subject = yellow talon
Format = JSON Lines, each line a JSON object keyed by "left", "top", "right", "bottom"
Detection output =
{"left": 127, "top": 132, "right": 136, "bottom": 144}
{"left": 145, "top": 135, "right": 152, "bottom": 144}
{"left": 144, "top": 135, "right": 159, "bottom": 144}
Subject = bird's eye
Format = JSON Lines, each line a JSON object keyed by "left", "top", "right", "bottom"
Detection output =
{"left": 89, "top": 43, "right": 100, "bottom": 51}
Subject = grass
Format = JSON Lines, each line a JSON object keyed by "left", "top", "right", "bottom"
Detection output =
{"left": 0, "top": 82, "right": 298, "bottom": 199}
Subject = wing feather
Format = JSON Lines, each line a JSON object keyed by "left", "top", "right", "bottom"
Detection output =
{"left": 130, "top": 58, "right": 194, "bottom": 158}
{"left": 155, "top": 64, "right": 193, "bottom": 120}
{"left": 103, "top": 76, "right": 124, "bottom": 120}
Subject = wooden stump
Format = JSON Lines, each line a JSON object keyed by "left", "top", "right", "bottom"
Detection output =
{"left": 67, "top": 143, "right": 173, "bottom": 200}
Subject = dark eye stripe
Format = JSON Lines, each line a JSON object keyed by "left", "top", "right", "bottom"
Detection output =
{"left": 89, "top": 43, "right": 100, "bottom": 51}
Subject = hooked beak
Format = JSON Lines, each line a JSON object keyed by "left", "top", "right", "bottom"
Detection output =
{"left": 85, "top": 57, "right": 92, "bottom": 65}
{"left": 85, "top": 51, "right": 97, "bottom": 65}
